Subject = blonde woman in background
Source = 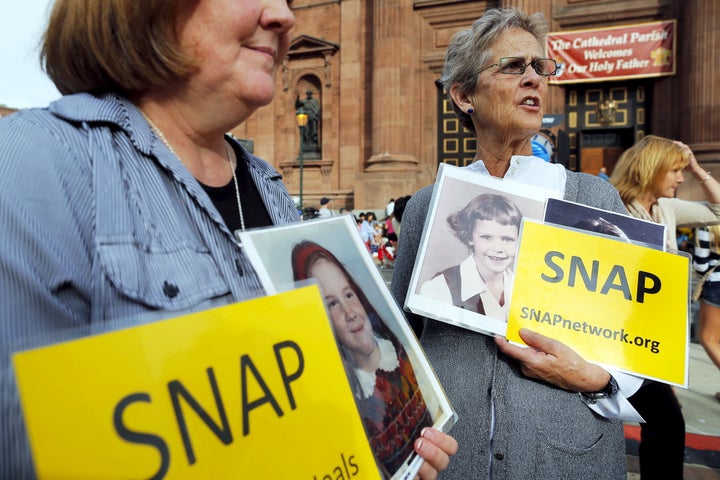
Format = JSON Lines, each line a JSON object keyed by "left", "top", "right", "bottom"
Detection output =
{"left": 610, "top": 134, "right": 720, "bottom": 479}
{"left": 693, "top": 224, "right": 720, "bottom": 400}
{"left": 611, "top": 135, "right": 720, "bottom": 249}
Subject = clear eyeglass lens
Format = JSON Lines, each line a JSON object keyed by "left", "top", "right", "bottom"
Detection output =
{"left": 498, "top": 57, "right": 557, "bottom": 76}
{"left": 534, "top": 59, "right": 557, "bottom": 75}
{"left": 499, "top": 58, "right": 527, "bottom": 74}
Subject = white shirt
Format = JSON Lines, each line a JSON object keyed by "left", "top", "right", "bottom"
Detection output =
{"left": 420, "top": 255, "right": 513, "bottom": 321}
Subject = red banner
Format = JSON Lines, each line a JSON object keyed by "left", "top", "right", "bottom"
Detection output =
{"left": 548, "top": 20, "right": 676, "bottom": 84}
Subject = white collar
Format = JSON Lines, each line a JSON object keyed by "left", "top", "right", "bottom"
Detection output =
{"left": 459, "top": 255, "right": 488, "bottom": 301}
{"left": 465, "top": 155, "right": 566, "bottom": 195}
{"left": 458, "top": 255, "right": 512, "bottom": 302}
{"left": 355, "top": 336, "right": 399, "bottom": 398}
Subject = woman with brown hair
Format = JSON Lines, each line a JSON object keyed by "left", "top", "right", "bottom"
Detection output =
{"left": 0, "top": 1, "right": 455, "bottom": 477}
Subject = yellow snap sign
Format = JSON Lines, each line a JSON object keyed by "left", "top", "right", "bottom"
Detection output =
{"left": 13, "top": 286, "right": 380, "bottom": 479}
{"left": 507, "top": 220, "right": 689, "bottom": 387}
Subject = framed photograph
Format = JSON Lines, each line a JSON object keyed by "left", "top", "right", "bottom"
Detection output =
{"left": 237, "top": 215, "right": 457, "bottom": 480}
{"left": 544, "top": 198, "right": 666, "bottom": 250}
{"left": 405, "top": 163, "right": 562, "bottom": 337}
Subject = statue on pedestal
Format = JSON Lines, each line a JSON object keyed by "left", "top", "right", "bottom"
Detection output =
{"left": 295, "top": 90, "right": 321, "bottom": 153}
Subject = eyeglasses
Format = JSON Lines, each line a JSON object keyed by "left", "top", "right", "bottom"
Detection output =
{"left": 480, "top": 57, "right": 559, "bottom": 77}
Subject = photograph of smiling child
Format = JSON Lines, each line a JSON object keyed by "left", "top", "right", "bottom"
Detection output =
{"left": 419, "top": 193, "right": 522, "bottom": 321}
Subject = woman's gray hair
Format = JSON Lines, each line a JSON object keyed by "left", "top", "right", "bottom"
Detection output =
{"left": 439, "top": 7, "right": 549, "bottom": 132}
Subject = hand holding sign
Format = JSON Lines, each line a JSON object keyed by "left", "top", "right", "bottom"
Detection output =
{"left": 495, "top": 328, "right": 611, "bottom": 393}
{"left": 507, "top": 219, "right": 689, "bottom": 386}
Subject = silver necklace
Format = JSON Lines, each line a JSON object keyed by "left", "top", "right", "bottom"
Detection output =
{"left": 226, "top": 142, "right": 246, "bottom": 231}
{"left": 142, "top": 113, "right": 245, "bottom": 231}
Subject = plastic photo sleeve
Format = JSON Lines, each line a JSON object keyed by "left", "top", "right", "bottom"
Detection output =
{"left": 238, "top": 214, "right": 457, "bottom": 480}
{"left": 404, "top": 163, "right": 561, "bottom": 337}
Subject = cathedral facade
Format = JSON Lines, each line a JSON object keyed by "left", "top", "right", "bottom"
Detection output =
{"left": 230, "top": 0, "right": 720, "bottom": 210}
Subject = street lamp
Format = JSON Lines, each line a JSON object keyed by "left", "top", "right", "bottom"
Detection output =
{"left": 295, "top": 108, "right": 308, "bottom": 211}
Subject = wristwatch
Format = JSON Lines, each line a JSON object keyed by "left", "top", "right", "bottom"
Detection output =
{"left": 580, "top": 376, "right": 619, "bottom": 404}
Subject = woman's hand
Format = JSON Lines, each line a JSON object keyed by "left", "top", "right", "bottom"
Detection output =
{"left": 674, "top": 140, "right": 720, "bottom": 203}
{"left": 413, "top": 427, "right": 459, "bottom": 480}
{"left": 674, "top": 140, "right": 701, "bottom": 173}
{"left": 494, "top": 328, "right": 610, "bottom": 392}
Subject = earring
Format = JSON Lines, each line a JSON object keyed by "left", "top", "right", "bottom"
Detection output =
{"left": 467, "top": 107, "right": 474, "bottom": 114}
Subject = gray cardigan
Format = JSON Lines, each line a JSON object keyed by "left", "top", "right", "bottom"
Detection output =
{"left": 391, "top": 171, "right": 627, "bottom": 479}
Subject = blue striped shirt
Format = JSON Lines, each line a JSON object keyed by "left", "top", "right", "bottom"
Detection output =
{"left": 0, "top": 93, "right": 299, "bottom": 476}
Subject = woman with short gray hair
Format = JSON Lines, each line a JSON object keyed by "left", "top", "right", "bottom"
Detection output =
{"left": 393, "top": 7, "right": 641, "bottom": 478}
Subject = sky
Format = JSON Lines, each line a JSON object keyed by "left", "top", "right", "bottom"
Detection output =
{"left": 1, "top": 1, "right": 61, "bottom": 109}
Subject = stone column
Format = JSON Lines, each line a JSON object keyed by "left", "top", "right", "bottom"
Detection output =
{"left": 678, "top": 0, "right": 720, "bottom": 160}
{"left": 671, "top": 0, "right": 720, "bottom": 201}
{"left": 365, "top": 0, "right": 419, "bottom": 172}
